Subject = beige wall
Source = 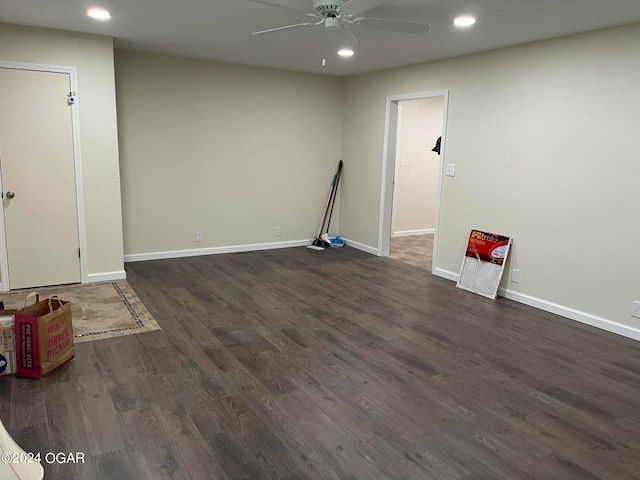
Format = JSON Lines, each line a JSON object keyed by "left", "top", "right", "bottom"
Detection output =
{"left": 3, "top": 22, "right": 638, "bottom": 337}
{"left": 392, "top": 97, "right": 443, "bottom": 235}
{"left": 0, "top": 24, "right": 124, "bottom": 279}
{"left": 115, "top": 50, "right": 344, "bottom": 256}
{"left": 342, "top": 24, "right": 640, "bottom": 333}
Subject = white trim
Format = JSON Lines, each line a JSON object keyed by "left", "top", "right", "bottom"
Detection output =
{"left": 67, "top": 69, "right": 89, "bottom": 285}
{"left": 391, "top": 104, "right": 402, "bottom": 237}
{"left": 499, "top": 288, "right": 640, "bottom": 342}
{"left": 432, "top": 93, "right": 450, "bottom": 276}
{"left": 432, "top": 267, "right": 640, "bottom": 342}
{"left": 342, "top": 238, "right": 378, "bottom": 256}
{"left": 124, "top": 239, "right": 311, "bottom": 263}
{"left": 0, "top": 61, "right": 88, "bottom": 290}
{"left": 384, "top": 91, "right": 449, "bottom": 102}
{"left": 87, "top": 271, "right": 127, "bottom": 283}
{"left": 379, "top": 90, "right": 450, "bottom": 277}
{"left": 378, "top": 100, "right": 399, "bottom": 257}
{"left": 0, "top": 155, "right": 9, "bottom": 292}
{"left": 393, "top": 229, "right": 434, "bottom": 237}
{"left": 432, "top": 267, "right": 459, "bottom": 282}
{"left": 0, "top": 61, "right": 77, "bottom": 74}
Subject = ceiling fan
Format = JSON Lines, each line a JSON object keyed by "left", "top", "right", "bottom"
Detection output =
{"left": 249, "top": 0, "right": 431, "bottom": 36}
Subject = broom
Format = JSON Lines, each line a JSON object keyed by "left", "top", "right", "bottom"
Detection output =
{"left": 321, "top": 160, "right": 343, "bottom": 244}
{"left": 308, "top": 160, "right": 343, "bottom": 251}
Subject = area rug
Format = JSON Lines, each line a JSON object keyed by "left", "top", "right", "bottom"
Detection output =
{"left": 0, "top": 281, "right": 160, "bottom": 343}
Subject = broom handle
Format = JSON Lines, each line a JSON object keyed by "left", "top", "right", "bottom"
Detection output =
{"left": 317, "top": 175, "right": 336, "bottom": 238}
{"left": 324, "top": 160, "right": 343, "bottom": 236}
{"left": 316, "top": 161, "right": 342, "bottom": 238}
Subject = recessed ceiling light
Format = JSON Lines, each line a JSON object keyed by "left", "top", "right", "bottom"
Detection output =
{"left": 454, "top": 15, "right": 476, "bottom": 27}
{"left": 338, "top": 48, "right": 354, "bottom": 58}
{"left": 87, "top": 8, "right": 111, "bottom": 20}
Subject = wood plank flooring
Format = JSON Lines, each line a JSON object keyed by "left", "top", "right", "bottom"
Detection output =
{"left": 389, "top": 234, "right": 433, "bottom": 271}
{"left": 1, "top": 246, "right": 639, "bottom": 479}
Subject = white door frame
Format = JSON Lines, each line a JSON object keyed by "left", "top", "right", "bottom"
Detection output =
{"left": 0, "top": 61, "right": 88, "bottom": 291}
{"left": 390, "top": 104, "right": 402, "bottom": 238}
{"left": 378, "top": 90, "right": 449, "bottom": 274}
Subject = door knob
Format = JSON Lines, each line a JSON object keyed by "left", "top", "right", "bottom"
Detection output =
{"left": 5, "top": 191, "right": 15, "bottom": 199}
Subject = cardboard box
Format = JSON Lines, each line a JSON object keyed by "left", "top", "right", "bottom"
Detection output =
{"left": 0, "top": 311, "right": 17, "bottom": 376}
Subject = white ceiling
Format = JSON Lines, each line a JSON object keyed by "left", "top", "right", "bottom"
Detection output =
{"left": 1, "top": 0, "right": 640, "bottom": 76}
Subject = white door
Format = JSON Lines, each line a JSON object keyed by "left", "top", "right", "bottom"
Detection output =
{"left": 0, "top": 68, "right": 81, "bottom": 289}
{"left": 379, "top": 101, "right": 400, "bottom": 256}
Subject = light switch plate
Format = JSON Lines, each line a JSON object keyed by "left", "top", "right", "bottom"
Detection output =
{"left": 446, "top": 164, "right": 456, "bottom": 177}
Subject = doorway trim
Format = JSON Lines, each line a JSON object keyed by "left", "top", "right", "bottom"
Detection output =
{"left": 378, "top": 90, "right": 449, "bottom": 274}
{"left": 0, "top": 61, "right": 88, "bottom": 291}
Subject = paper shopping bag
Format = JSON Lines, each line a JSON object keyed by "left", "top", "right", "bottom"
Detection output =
{"left": 14, "top": 294, "right": 75, "bottom": 379}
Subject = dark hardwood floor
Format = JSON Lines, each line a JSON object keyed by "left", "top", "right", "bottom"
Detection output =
{"left": 1, "top": 246, "right": 639, "bottom": 479}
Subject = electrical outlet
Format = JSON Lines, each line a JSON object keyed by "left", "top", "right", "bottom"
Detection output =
{"left": 511, "top": 269, "right": 520, "bottom": 284}
{"left": 275, "top": 226, "right": 282, "bottom": 237}
{"left": 196, "top": 231, "right": 203, "bottom": 242}
{"left": 632, "top": 301, "right": 640, "bottom": 319}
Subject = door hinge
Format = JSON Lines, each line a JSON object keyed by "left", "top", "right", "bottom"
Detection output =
{"left": 78, "top": 247, "right": 81, "bottom": 258}
{"left": 68, "top": 92, "right": 77, "bottom": 105}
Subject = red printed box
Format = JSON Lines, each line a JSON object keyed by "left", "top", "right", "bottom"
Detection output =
{"left": 0, "top": 312, "right": 17, "bottom": 376}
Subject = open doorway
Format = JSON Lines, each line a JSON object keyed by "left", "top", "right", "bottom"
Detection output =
{"left": 378, "top": 91, "right": 448, "bottom": 273}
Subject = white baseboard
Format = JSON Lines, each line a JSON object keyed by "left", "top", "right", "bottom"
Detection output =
{"left": 0, "top": 272, "right": 127, "bottom": 291}
{"left": 499, "top": 288, "right": 640, "bottom": 342}
{"left": 432, "top": 268, "right": 640, "bottom": 342}
{"left": 87, "top": 270, "right": 127, "bottom": 283}
{"left": 124, "top": 239, "right": 311, "bottom": 263}
{"left": 393, "top": 229, "right": 434, "bottom": 237}
{"left": 341, "top": 238, "right": 379, "bottom": 255}
{"left": 432, "top": 267, "right": 459, "bottom": 282}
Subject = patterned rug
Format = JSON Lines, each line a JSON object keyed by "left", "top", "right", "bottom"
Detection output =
{"left": 0, "top": 281, "right": 160, "bottom": 343}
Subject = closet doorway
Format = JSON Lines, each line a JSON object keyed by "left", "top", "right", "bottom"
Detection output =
{"left": 0, "top": 64, "right": 86, "bottom": 290}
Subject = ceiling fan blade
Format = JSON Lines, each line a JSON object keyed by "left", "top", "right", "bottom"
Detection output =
{"left": 252, "top": 22, "right": 314, "bottom": 35}
{"left": 357, "top": 17, "right": 431, "bottom": 34}
{"left": 341, "top": 0, "right": 386, "bottom": 17}
{"left": 246, "top": 0, "right": 308, "bottom": 14}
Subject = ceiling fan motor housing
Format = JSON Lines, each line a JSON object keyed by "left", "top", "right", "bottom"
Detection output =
{"left": 313, "top": 0, "right": 345, "bottom": 18}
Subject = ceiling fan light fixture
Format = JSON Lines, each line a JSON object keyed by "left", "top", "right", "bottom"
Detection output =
{"left": 325, "top": 17, "right": 342, "bottom": 29}
{"left": 338, "top": 48, "right": 354, "bottom": 58}
{"left": 87, "top": 7, "right": 111, "bottom": 20}
{"left": 454, "top": 15, "right": 476, "bottom": 27}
